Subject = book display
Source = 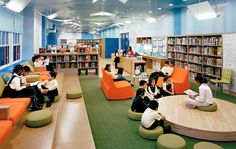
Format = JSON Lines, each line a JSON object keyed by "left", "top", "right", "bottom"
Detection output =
{"left": 167, "top": 34, "right": 223, "bottom": 81}
{"left": 35, "top": 47, "right": 99, "bottom": 77}
{"left": 136, "top": 37, "right": 153, "bottom": 55}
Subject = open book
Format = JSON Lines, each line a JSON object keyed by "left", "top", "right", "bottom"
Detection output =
{"left": 30, "top": 81, "right": 40, "bottom": 86}
{"left": 184, "top": 89, "right": 198, "bottom": 96}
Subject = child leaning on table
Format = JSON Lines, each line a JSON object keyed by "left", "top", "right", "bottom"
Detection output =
{"left": 36, "top": 71, "right": 58, "bottom": 107}
{"left": 141, "top": 100, "right": 171, "bottom": 133}
{"left": 162, "top": 76, "right": 175, "bottom": 96}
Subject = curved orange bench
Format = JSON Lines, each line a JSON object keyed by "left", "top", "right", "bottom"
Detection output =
{"left": 156, "top": 67, "right": 190, "bottom": 94}
{"left": 0, "top": 121, "right": 12, "bottom": 144}
{"left": 101, "top": 69, "right": 134, "bottom": 100}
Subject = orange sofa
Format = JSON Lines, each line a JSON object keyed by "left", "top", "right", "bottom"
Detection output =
{"left": 0, "top": 76, "right": 30, "bottom": 144}
{"left": 101, "top": 69, "right": 134, "bottom": 100}
{"left": 23, "top": 62, "right": 48, "bottom": 81}
{"left": 156, "top": 67, "right": 190, "bottom": 94}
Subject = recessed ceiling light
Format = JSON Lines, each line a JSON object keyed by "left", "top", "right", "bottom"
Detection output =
{"left": 169, "top": 3, "right": 173, "bottom": 7}
{"left": 119, "top": 0, "right": 128, "bottom": 4}
{"left": 158, "top": 7, "right": 162, "bottom": 10}
{"left": 149, "top": 10, "right": 152, "bottom": 13}
{"left": 90, "top": 11, "right": 115, "bottom": 17}
{"left": 146, "top": 17, "right": 156, "bottom": 22}
{"left": 182, "top": 0, "right": 187, "bottom": 1}
{"left": 124, "top": 20, "right": 131, "bottom": 24}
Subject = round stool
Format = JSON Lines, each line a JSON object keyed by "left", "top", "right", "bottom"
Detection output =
{"left": 127, "top": 110, "right": 142, "bottom": 120}
{"left": 54, "top": 95, "right": 61, "bottom": 102}
{"left": 194, "top": 142, "right": 223, "bottom": 149}
{"left": 157, "top": 134, "right": 186, "bottom": 149}
{"left": 25, "top": 110, "right": 53, "bottom": 128}
{"left": 138, "top": 125, "right": 163, "bottom": 139}
{"left": 66, "top": 90, "right": 82, "bottom": 99}
{"left": 197, "top": 102, "right": 217, "bottom": 112}
{"left": 25, "top": 75, "right": 40, "bottom": 83}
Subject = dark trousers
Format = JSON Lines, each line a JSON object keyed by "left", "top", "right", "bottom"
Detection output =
{"left": 154, "top": 94, "right": 162, "bottom": 99}
{"left": 162, "top": 91, "right": 172, "bottom": 96}
{"left": 146, "top": 119, "right": 164, "bottom": 130}
{"left": 35, "top": 86, "right": 58, "bottom": 103}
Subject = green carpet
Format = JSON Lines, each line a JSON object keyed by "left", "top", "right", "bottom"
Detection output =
{"left": 80, "top": 78, "right": 236, "bottom": 149}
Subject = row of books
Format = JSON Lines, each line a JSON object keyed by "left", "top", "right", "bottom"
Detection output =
{"left": 167, "top": 38, "right": 175, "bottom": 45}
{"left": 78, "top": 62, "right": 97, "bottom": 68}
{"left": 188, "top": 64, "right": 202, "bottom": 72}
{"left": 203, "top": 57, "right": 222, "bottom": 66}
{"left": 203, "top": 47, "right": 222, "bottom": 56}
{"left": 78, "top": 69, "right": 97, "bottom": 76}
{"left": 188, "top": 55, "right": 203, "bottom": 63}
{"left": 175, "top": 61, "right": 187, "bottom": 68}
{"left": 188, "top": 47, "right": 202, "bottom": 54}
{"left": 175, "top": 46, "right": 187, "bottom": 53}
{"left": 176, "top": 53, "right": 187, "bottom": 61}
{"left": 188, "top": 37, "right": 202, "bottom": 45}
{"left": 56, "top": 63, "right": 78, "bottom": 69}
{"left": 203, "top": 37, "right": 222, "bottom": 46}
{"left": 176, "top": 37, "right": 188, "bottom": 45}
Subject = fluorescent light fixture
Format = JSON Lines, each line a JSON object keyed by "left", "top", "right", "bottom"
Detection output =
{"left": 158, "top": 7, "right": 162, "bottom": 10}
{"left": 168, "top": 3, "right": 173, "bottom": 7}
{"left": 92, "top": 0, "right": 98, "bottom": 3}
{"left": 94, "top": 22, "right": 104, "bottom": 26}
{"left": 146, "top": 17, "right": 156, "bottom": 22}
{"left": 6, "top": 0, "right": 31, "bottom": 13}
{"left": 187, "top": 1, "right": 217, "bottom": 20}
{"left": 47, "top": 11, "right": 61, "bottom": 20}
{"left": 124, "top": 20, "right": 131, "bottom": 24}
{"left": 119, "top": 0, "right": 128, "bottom": 4}
{"left": 90, "top": 11, "right": 115, "bottom": 17}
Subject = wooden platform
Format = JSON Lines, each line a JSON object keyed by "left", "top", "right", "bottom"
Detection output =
{"left": 158, "top": 95, "right": 236, "bottom": 141}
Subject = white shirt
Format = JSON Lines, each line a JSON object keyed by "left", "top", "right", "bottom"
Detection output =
{"left": 44, "top": 58, "right": 50, "bottom": 66}
{"left": 7, "top": 73, "right": 26, "bottom": 91}
{"left": 141, "top": 108, "right": 162, "bottom": 128}
{"left": 160, "top": 66, "right": 169, "bottom": 75}
{"left": 34, "top": 61, "right": 43, "bottom": 67}
{"left": 145, "top": 89, "right": 154, "bottom": 100}
{"left": 166, "top": 67, "right": 174, "bottom": 76}
{"left": 20, "top": 76, "right": 27, "bottom": 84}
{"left": 148, "top": 85, "right": 160, "bottom": 95}
{"left": 195, "top": 84, "right": 213, "bottom": 104}
{"left": 163, "top": 82, "right": 174, "bottom": 91}
{"left": 37, "top": 79, "right": 58, "bottom": 91}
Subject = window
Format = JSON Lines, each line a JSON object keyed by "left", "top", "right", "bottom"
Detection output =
{"left": 13, "top": 33, "right": 20, "bottom": 61}
{"left": 0, "top": 31, "right": 9, "bottom": 66}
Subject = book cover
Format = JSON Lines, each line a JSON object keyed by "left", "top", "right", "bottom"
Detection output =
{"left": 184, "top": 89, "right": 198, "bottom": 96}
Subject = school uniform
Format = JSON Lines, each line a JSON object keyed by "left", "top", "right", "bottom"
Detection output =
{"left": 162, "top": 82, "right": 174, "bottom": 96}
{"left": 148, "top": 85, "right": 162, "bottom": 99}
{"left": 37, "top": 79, "right": 58, "bottom": 103}
{"left": 114, "top": 52, "right": 120, "bottom": 69}
{"left": 166, "top": 67, "right": 174, "bottom": 76}
{"left": 34, "top": 61, "right": 43, "bottom": 67}
{"left": 186, "top": 83, "right": 213, "bottom": 108}
{"left": 160, "top": 66, "right": 169, "bottom": 75}
{"left": 131, "top": 96, "right": 148, "bottom": 113}
{"left": 141, "top": 108, "right": 164, "bottom": 130}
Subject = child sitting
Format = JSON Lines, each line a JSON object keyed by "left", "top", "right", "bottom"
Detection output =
{"left": 162, "top": 76, "right": 175, "bottom": 96}
{"left": 37, "top": 71, "right": 58, "bottom": 107}
{"left": 131, "top": 88, "right": 148, "bottom": 113}
{"left": 148, "top": 78, "right": 162, "bottom": 99}
{"left": 141, "top": 100, "right": 171, "bottom": 133}
{"left": 139, "top": 80, "right": 153, "bottom": 102}
{"left": 2, "top": 65, "right": 42, "bottom": 111}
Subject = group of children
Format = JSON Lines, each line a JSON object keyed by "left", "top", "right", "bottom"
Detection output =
{"left": 2, "top": 64, "right": 58, "bottom": 111}
{"left": 32, "top": 55, "right": 54, "bottom": 71}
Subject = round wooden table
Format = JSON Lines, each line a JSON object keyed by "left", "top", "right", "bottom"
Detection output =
{"left": 158, "top": 95, "right": 236, "bottom": 141}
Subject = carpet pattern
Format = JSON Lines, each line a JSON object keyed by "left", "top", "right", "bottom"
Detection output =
{"left": 80, "top": 78, "right": 236, "bottom": 149}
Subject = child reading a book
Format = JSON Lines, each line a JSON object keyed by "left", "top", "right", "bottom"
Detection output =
{"left": 185, "top": 75, "right": 214, "bottom": 108}
{"left": 131, "top": 88, "right": 148, "bottom": 113}
{"left": 162, "top": 76, "right": 175, "bottom": 96}
{"left": 37, "top": 71, "right": 58, "bottom": 107}
{"left": 148, "top": 78, "right": 162, "bottom": 99}
{"left": 141, "top": 100, "right": 171, "bottom": 133}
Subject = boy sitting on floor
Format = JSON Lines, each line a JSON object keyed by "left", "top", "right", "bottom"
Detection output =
{"left": 36, "top": 71, "right": 58, "bottom": 107}
{"left": 141, "top": 100, "right": 171, "bottom": 133}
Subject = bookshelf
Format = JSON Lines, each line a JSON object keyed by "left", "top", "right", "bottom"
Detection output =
{"left": 35, "top": 47, "right": 99, "bottom": 77}
{"left": 0, "top": 31, "right": 10, "bottom": 66}
{"left": 167, "top": 34, "right": 223, "bottom": 81}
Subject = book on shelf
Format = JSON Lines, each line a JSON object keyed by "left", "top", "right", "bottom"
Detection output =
{"left": 85, "top": 63, "right": 89, "bottom": 68}
{"left": 88, "top": 69, "right": 97, "bottom": 75}
{"left": 184, "top": 89, "right": 198, "bottom": 96}
{"left": 85, "top": 55, "right": 90, "bottom": 61}
{"left": 79, "top": 70, "right": 87, "bottom": 75}
{"left": 85, "top": 47, "right": 90, "bottom": 53}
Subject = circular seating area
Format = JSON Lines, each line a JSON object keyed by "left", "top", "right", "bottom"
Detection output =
{"left": 25, "top": 110, "right": 53, "bottom": 128}
{"left": 66, "top": 90, "right": 82, "bottom": 99}
{"left": 157, "top": 134, "right": 186, "bottom": 149}
{"left": 197, "top": 102, "right": 217, "bottom": 112}
{"left": 127, "top": 110, "right": 142, "bottom": 120}
{"left": 138, "top": 125, "right": 163, "bottom": 140}
{"left": 193, "top": 142, "right": 223, "bottom": 149}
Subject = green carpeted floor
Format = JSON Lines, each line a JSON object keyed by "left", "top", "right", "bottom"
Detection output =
{"left": 80, "top": 78, "right": 236, "bottom": 149}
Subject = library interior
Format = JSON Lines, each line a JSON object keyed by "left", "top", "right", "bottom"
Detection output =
{"left": 1, "top": 0, "right": 236, "bottom": 149}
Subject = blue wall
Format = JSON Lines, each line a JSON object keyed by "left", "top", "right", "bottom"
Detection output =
{"left": 42, "top": 16, "right": 46, "bottom": 48}
{"left": 82, "top": 33, "right": 94, "bottom": 39}
{"left": 23, "top": 7, "right": 34, "bottom": 60}
{"left": 47, "top": 32, "right": 57, "bottom": 45}
{"left": 173, "top": 8, "right": 182, "bottom": 35}
{"left": 105, "top": 38, "right": 119, "bottom": 58}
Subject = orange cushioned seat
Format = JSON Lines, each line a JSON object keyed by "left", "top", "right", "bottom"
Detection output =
{"left": 0, "top": 121, "right": 12, "bottom": 144}
{"left": 101, "top": 68, "right": 134, "bottom": 100}
{"left": 0, "top": 102, "right": 26, "bottom": 124}
{"left": 157, "top": 67, "right": 190, "bottom": 94}
{"left": 0, "top": 98, "right": 30, "bottom": 106}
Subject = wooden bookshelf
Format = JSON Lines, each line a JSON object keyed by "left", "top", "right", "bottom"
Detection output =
{"left": 167, "top": 34, "right": 223, "bottom": 81}
{"left": 35, "top": 48, "right": 99, "bottom": 77}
